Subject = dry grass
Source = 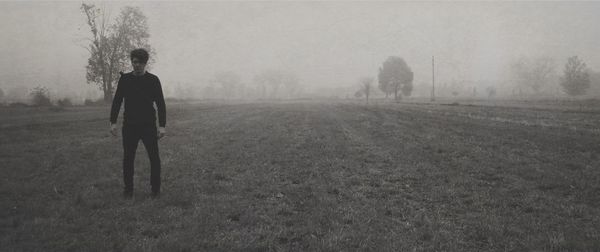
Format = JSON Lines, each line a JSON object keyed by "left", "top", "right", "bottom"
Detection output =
{"left": 1, "top": 100, "right": 599, "bottom": 251}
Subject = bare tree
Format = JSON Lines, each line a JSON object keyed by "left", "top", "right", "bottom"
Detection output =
{"left": 359, "top": 77, "right": 374, "bottom": 104}
{"left": 254, "top": 70, "right": 280, "bottom": 99}
{"left": 281, "top": 74, "right": 300, "bottom": 99}
{"left": 511, "top": 57, "right": 555, "bottom": 95}
{"left": 81, "top": 3, "right": 154, "bottom": 103}
{"left": 30, "top": 86, "right": 52, "bottom": 107}
{"left": 253, "top": 70, "right": 299, "bottom": 99}
{"left": 560, "top": 56, "right": 590, "bottom": 96}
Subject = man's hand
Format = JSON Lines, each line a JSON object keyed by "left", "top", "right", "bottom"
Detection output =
{"left": 110, "top": 123, "right": 118, "bottom": 137}
{"left": 158, "top": 127, "right": 166, "bottom": 139}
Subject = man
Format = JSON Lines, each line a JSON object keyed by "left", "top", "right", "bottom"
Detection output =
{"left": 110, "top": 48, "right": 166, "bottom": 199}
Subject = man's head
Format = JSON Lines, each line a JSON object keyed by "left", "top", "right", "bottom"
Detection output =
{"left": 130, "top": 48, "right": 149, "bottom": 75}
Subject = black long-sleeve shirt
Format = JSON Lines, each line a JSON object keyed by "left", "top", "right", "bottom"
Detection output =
{"left": 110, "top": 71, "right": 166, "bottom": 127}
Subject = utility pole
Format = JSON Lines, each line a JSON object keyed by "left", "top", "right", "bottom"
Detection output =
{"left": 431, "top": 56, "right": 435, "bottom": 102}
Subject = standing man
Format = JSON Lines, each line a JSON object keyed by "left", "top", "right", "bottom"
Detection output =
{"left": 110, "top": 48, "right": 166, "bottom": 199}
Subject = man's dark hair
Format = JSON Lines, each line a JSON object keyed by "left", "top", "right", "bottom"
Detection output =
{"left": 130, "top": 48, "right": 149, "bottom": 63}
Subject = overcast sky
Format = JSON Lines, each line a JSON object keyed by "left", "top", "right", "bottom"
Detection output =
{"left": 1, "top": 1, "right": 599, "bottom": 98}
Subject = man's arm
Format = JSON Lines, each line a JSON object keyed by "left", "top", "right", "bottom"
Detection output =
{"left": 155, "top": 76, "right": 167, "bottom": 139}
{"left": 110, "top": 74, "right": 125, "bottom": 135}
{"left": 155, "top": 76, "right": 166, "bottom": 128}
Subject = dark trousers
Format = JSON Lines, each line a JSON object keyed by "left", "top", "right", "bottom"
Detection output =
{"left": 122, "top": 124, "right": 161, "bottom": 193}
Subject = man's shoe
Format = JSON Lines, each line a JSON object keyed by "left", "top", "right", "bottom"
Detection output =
{"left": 151, "top": 190, "right": 160, "bottom": 198}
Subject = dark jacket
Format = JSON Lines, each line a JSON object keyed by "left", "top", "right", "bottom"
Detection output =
{"left": 110, "top": 71, "right": 166, "bottom": 127}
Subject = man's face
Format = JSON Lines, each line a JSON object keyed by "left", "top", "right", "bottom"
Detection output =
{"left": 131, "top": 58, "right": 147, "bottom": 73}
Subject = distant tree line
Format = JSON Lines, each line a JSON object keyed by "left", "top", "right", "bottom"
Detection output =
{"left": 508, "top": 55, "right": 593, "bottom": 97}
{"left": 351, "top": 54, "right": 596, "bottom": 102}
{"left": 171, "top": 70, "right": 303, "bottom": 100}
{"left": 0, "top": 84, "right": 111, "bottom": 107}
{"left": 72, "top": 3, "right": 598, "bottom": 102}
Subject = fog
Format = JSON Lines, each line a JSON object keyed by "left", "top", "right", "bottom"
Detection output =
{"left": 1, "top": 1, "right": 599, "bottom": 102}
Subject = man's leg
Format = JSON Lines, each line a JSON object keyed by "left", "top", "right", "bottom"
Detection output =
{"left": 122, "top": 125, "right": 140, "bottom": 195}
{"left": 141, "top": 125, "right": 161, "bottom": 195}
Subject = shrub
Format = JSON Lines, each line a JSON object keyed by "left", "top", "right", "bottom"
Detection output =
{"left": 84, "top": 98, "right": 104, "bottom": 106}
{"left": 9, "top": 102, "right": 29, "bottom": 108}
{"left": 57, "top": 98, "right": 73, "bottom": 107}
{"left": 30, "top": 86, "right": 52, "bottom": 107}
{"left": 561, "top": 56, "right": 591, "bottom": 96}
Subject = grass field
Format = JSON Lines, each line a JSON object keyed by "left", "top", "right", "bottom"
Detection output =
{"left": 1, "top": 100, "right": 599, "bottom": 251}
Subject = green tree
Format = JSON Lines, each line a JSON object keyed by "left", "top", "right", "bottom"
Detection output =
{"left": 378, "top": 56, "right": 413, "bottom": 101}
{"left": 560, "top": 56, "right": 590, "bottom": 96}
{"left": 81, "top": 3, "right": 154, "bottom": 103}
